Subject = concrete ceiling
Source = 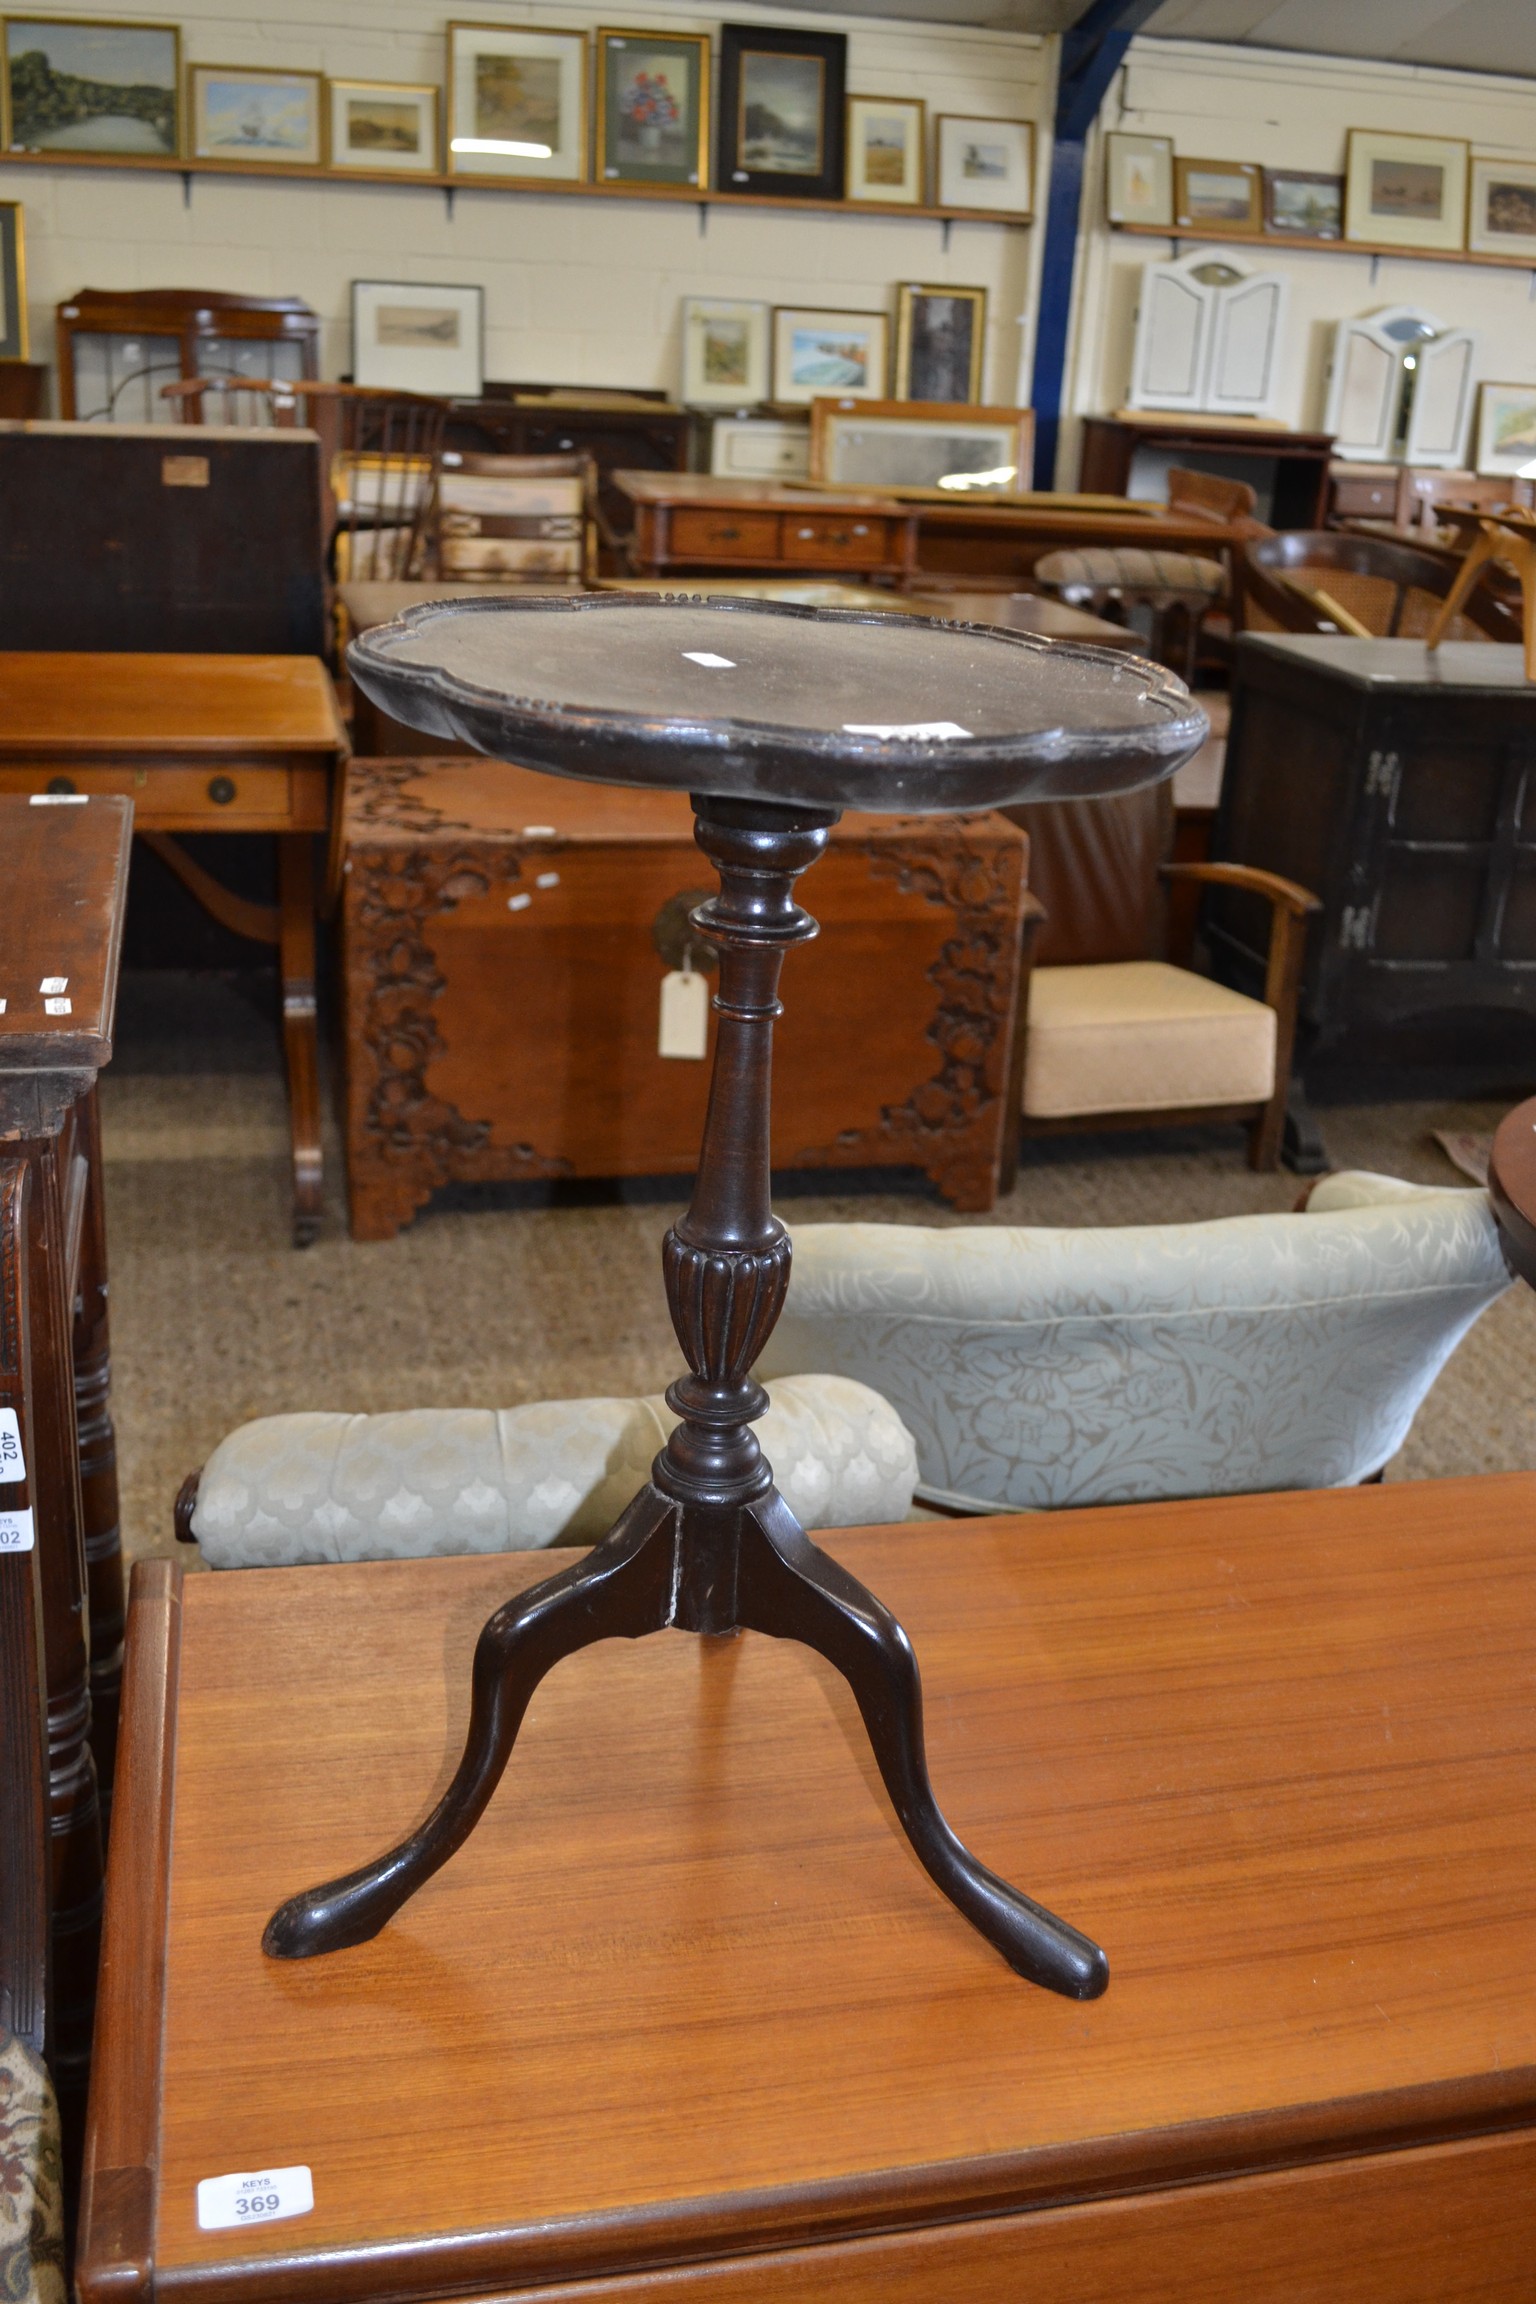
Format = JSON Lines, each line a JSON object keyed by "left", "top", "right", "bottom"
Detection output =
{"left": 771, "top": 0, "right": 1536, "bottom": 74}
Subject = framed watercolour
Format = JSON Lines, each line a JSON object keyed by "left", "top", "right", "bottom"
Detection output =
{"left": 191, "top": 65, "right": 323, "bottom": 168}
{"left": 1344, "top": 130, "right": 1468, "bottom": 253}
{"left": 595, "top": 29, "right": 707, "bottom": 189}
{"left": 1467, "top": 157, "right": 1536, "bottom": 259}
{"left": 447, "top": 22, "right": 587, "bottom": 183}
{"left": 716, "top": 25, "right": 845, "bottom": 201}
{"left": 845, "top": 95, "right": 924, "bottom": 206}
{"left": 1263, "top": 167, "right": 1342, "bottom": 240}
{"left": 680, "top": 296, "right": 769, "bottom": 409}
{"left": 353, "top": 280, "right": 484, "bottom": 398}
{"left": 4, "top": 17, "right": 179, "bottom": 158}
{"left": 808, "top": 397, "right": 1032, "bottom": 493}
{"left": 894, "top": 284, "right": 986, "bottom": 404}
{"left": 1174, "top": 157, "right": 1261, "bottom": 234}
{"left": 1474, "top": 382, "right": 1536, "bottom": 478}
{"left": 0, "top": 200, "right": 25, "bottom": 359}
{"left": 328, "top": 79, "right": 438, "bottom": 176}
{"left": 935, "top": 115, "right": 1032, "bottom": 216}
{"left": 1104, "top": 131, "right": 1172, "bottom": 228}
{"left": 772, "top": 306, "right": 887, "bottom": 406}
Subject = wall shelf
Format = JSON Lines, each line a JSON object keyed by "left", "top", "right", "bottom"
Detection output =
{"left": 0, "top": 145, "right": 1031, "bottom": 228}
{"left": 1111, "top": 220, "right": 1536, "bottom": 274}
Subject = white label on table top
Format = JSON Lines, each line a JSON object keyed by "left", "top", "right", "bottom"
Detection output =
{"left": 683, "top": 651, "right": 735, "bottom": 669}
{"left": 522, "top": 825, "right": 556, "bottom": 837}
{"left": 0, "top": 1000, "right": 6, "bottom": 1014}
{"left": 196, "top": 2166, "right": 313, "bottom": 2232}
{"left": 29, "top": 793, "right": 87, "bottom": 805}
{"left": 842, "top": 721, "right": 972, "bottom": 742}
{"left": 659, "top": 968, "right": 709, "bottom": 1060}
{"left": 535, "top": 871, "right": 560, "bottom": 889}
{"left": 44, "top": 998, "right": 72, "bottom": 1016}
{"left": 0, "top": 1409, "right": 25, "bottom": 1484}
{"left": 507, "top": 892, "right": 532, "bottom": 912}
{"left": 40, "top": 977, "right": 67, "bottom": 994}
{"left": 0, "top": 1510, "right": 35, "bottom": 1553}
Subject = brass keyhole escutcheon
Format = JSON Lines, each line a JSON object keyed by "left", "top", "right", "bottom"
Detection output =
{"left": 208, "top": 775, "right": 237, "bottom": 806}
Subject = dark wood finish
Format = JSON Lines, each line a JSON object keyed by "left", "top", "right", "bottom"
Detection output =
{"left": 1328, "top": 464, "right": 1536, "bottom": 533}
{"left": 0, "top": 361, "right": 47, "bottom": 418}
{"left": 0, "top": 794, "right": 130, "bottom": 2169}
{"left": 79, "top": 1473, "right": 1536, "bottom": 2303}
{"left": 0, "top": 1156, "right": 48, "bottom": 2063}
{"left": 1235, "top": 530, "right": 1523, "bottom": 645}
{"left": 1212, "top": 635, "right": 1536, "bottom": 1090}
{"left": 67, "top": 1089, "right": 124, "bottom": 1802}
{"left": 0, "top": 421, "right": 326, "bottom": 656}
{"left": 339, "top": 582, "right": 582, "bottom": 756}
{"left": 444, "top": 392, "right": 691, "bottom": 567}
{"left": 1488, "top": 1097, "right": 1536, "bottom": 1287}
{"left": 54, "top": 289, "right": 319, "bottom": 423}
{"left": 0, "top": 654, "right": 347, "bottom": 1245}
{"left": 1078, "top": 415, "right": 1332, "bottom": 531}
{"left": 904, "top": 588, "right": 1143, "bottom": 646}
{"left": 340, "top": 760, "right": 1029, "bottom": 1231}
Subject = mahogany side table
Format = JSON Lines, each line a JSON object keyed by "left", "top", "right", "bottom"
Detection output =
{"left": 78, "top": 1479, "right": 1536, "bottom": 2304}
{"left": 258, "top": 594, "right": 1202, "bottom": 2001}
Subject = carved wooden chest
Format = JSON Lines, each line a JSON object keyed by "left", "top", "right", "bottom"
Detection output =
{"left": 339, "top": 758, "right": 1028, "bottom": 1238}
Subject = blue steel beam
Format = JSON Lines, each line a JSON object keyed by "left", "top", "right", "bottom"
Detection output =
{"left": 1030, "top": 0, "right": 1164, "bottom": 486}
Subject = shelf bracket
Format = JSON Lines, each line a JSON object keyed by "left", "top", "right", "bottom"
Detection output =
{"left": 697, "top": 200, "right": 708, "bottom": 237}
{"left": 444, "top": 184, "right": 456, "bottom": 222}
{"left": 1370, "top": 253, "right": 1380, "bottom": 286}
{"left": 940, "top": 217, "right": 952, "bottom": 255}
{"left": 180, "top": 169, "right": 192, "bottom": 209}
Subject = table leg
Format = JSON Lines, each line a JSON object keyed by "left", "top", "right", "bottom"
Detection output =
{"left": 278, "top": 834, "right": 324, "bottom": 1247}
{"left": 71, "top": 1089, "right": 124, "bottom": 1805}
{"left": 24, "top": 1135, "right": 104, "bottom": 2123}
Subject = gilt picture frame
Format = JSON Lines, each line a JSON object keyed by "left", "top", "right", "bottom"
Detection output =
{"left": 680, "top": 295, "right": 770, "bottom": 409}
{"left": 190, "top": 64, "right": 324, "bottom": 169}
{"left": 595, "top": 28, "right": 708, "bottom": 189}
{"left": 808, "top": 396, "right": 1032, "bottom": 493}
{"left": 1104, "top": 130, "right": 1172, "bottom": 228}
{"left": 1174, "top": 156, "right": 1262, "bottom": 235}
{"left": 328, "top": 79, "right": 438, "bottom": 176}
{"left": 845, "top": 93, "right": 924, "bottom": 206}
{"left": 446, "top": 21, "right": 587, "bottom": 184}
{"left": 894, "top": 283, "right": 986, "bottom": 404}
{"left": 1345, "top": 128, "right": 1468, "bottom": 253}
{"left": 4, "top": 15, "right": 180, "bottom": 159}
{"left": 1474, "top": 381, "right": 1536, "bottom": 478}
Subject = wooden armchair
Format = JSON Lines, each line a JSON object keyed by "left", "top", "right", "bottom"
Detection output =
{"left": 1235, "top": 530, "right": 1523, "bottom": 644}
{"left": 1002, "top": 782, "right": 1319, "bottom": 1182}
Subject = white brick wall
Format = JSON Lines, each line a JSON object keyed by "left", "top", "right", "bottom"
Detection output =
{"left": 3, "top": 0, "right": 1050, "bottom": 405}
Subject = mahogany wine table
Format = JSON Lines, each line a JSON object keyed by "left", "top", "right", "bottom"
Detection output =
{"left": 80, "top": 1479, "right": 1536, "bottom": 2304}
{"left": 0, "top": 652, "right": 348, "bottom": 1244}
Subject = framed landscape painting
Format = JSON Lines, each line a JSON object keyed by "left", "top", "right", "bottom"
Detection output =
{"left": 595, "top": 28, "right": 708, "bottom": 189}
{"left": 447, "top": 22, "right": 587, "bottom": 183}
{"left": 329, "top": 79, "right": 438, "bottom": 176}
{"left": 808, "top": 397, "right": 1031, "bottom": 492}
{"left": 716, "top": 25, "right": 845, "bottom": 201}
{"left": 1345, "top": 129, "right": 1468, "bottom": 252}
{"left": 772, "top": 305, "right": 888, "bottom": 405}
{"left": 1474, "top": 382, "right": 1536, "bottom": 478}
{"left": 680, "top": 296, "right": 769, "bottom": 409}
{"left": 845, "top": 94, "right": 924, "bottom": 206}
{"left": 1174, "top": 157, "right": 1261, "bottom": 234}
{"left": 4, "top": 16, "right": 179, "bottom": 158}
{"left": 1467, "top": 157, "right": 1536, "bottom": 258}
{"left": 191, "top": 65, "right": 323, "bottom": 167}
{"left": 935, "top": 115, "right": 1032, "bottom": 216}
{"left": 1104, "top": 130, "right": 1172, "bottom": 227}
{"left": 1263, "top": 167, "right": 1342, "bottom": 239}
{"left": 353, "top": 279, "right": 484, "bottom": 397}
{"left": 894, "top": 283, "right": 985, "bottom": 403}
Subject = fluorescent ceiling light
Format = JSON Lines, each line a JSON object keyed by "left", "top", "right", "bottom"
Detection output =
{"left": 450, "top": 136, "right": 553, "bottom": 157}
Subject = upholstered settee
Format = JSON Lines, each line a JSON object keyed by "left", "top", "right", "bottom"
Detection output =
{"left": 757, "top": 1173, "right": 1512, "bottom": 1513}
{"left": 185, "top": 1373, "right": 918, "bottom": 1569}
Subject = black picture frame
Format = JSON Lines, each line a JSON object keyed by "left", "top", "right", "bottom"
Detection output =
{"left": 715, "top": 23, "right": 845, "bottom": 201}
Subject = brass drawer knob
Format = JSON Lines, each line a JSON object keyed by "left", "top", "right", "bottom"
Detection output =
{"left": 208, "top": 775, "right": 237, "bottom": 806}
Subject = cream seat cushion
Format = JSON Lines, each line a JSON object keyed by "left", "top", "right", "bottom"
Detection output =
{"left": 1023, "top": 960, "right": 1275, "bottom": 1119}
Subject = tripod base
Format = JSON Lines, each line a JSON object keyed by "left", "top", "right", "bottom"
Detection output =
{"left": 265, "top": 1482, "right": 1108, "bottom": 2001}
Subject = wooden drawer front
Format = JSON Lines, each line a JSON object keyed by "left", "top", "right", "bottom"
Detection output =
{"left": 0, "top": 763, "right": 296, "bottom": 827}
{"left": 669, "top": 508, "right": 782, "bottom": 561}
{"left": 781, "top": 513, "right": 895, "bottom": 565}
{"left": 1331, "top": 478, "right": 1396, "bottom": 517}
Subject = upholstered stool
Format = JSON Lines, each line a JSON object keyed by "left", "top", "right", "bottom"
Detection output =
{"left": 1034, "top": 546, "right": 1227, "bottom": 680}
{"left": 1021, "top": 959, "right": 1276, "bottom": 1121}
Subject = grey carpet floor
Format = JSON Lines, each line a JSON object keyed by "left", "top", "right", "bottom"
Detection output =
{"left": 100, "top": 973, "right": 1536, "bottom": 1568}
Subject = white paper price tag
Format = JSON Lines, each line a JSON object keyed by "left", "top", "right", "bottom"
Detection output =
{"left": 0, "top": 1408, "right": 24, "bottom": 1483}
{"left": 44, "top": 998, "right": 72, "bottom": 1015}
{"left": 0, "top": 1510, "right": 36, "bottom": 1553}
{"left": 40, "top": 977, "right": 68, "bottom": 994}
{"left": 659, "top": 968, "right": 709, "bottom": 1060}
{"left": 196, "top": 2165, "right": 313, "bottom": 2233}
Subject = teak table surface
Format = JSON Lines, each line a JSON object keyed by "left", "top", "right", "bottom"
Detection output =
{"left": 0, "top": 794, "right": 131, "bottom": 1081}
{"left": 0, "top": 652, "right": 346, "bottom": 756}
{"left": 82, "top": 1475, "right": 1536, "bottom": 2304}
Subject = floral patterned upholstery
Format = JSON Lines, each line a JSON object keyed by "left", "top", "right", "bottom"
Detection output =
{"left": 0, "top": 2031, "right": 65, "bottom": 2304}
{"left": 757, "top": 1174, "right": 1512, "bottom": 1511}
{"left": 191, "top": 1374, "right": 919, "bottom": 1568}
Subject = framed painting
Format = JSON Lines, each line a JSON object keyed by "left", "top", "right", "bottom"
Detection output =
{"left": 447, "top": 22, "right": 586, "bottom": 183}
{"left": 934, "top": 114, "right": 1032, "bottom": 216}
{"left": 190, "top": 65, "right": 323, "bottom": 168}
{"left": 328, "top": 79, "right": 438, "bottom": 176}
{"left": 845, "top": 94, "right": 924, "bottom": 206}
{"left": 716, "top": 25, "right": 845, "bottom": 201}
{"left": 1345, "top": 129, "right": 1468, "bottom": 253}
{"left": 352, "top": 280, "right": 484, "bottom": 398}
{"left": 595, "top": 28, "right": 708, "bottom": 189}
{"left": 680, "top": 296, "right": 769, "bottom": 409}
{"left": 1467, "top": 157, "right": 1536, "bottom": 259}
{"left": 1263, "top": 167, "right": 1342, "bottom": 240}
{"left": 772, "top": 305, "right": 887, "bottom": 405}
{"left": 1104, "top": 130, "right": 1172, "bottom": 227}
{"left": 1474, "top": 382, "right": 1536, "bottom": 478}
{"left": 4, "top": 16, "right": 179, "bottom": 158}
{"left": 0, "top": 198, "right": 25, "bottom": 358}
{"left": 894, "top": 284, "right": 986, "bottom": 404}
{"left": 1174, "top": 157, "right": 1261, "bottom": 235}
{"left": 808, "top": 396, "right": 1032, "bottom": 493}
